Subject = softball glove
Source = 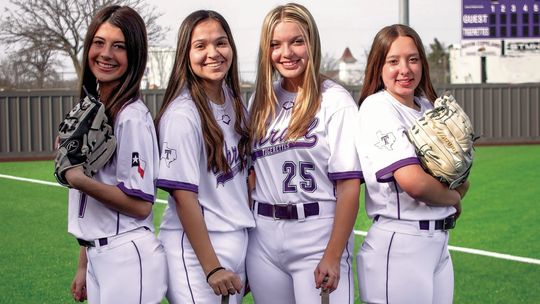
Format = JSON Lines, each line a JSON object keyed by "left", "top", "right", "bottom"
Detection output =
{"left": 54, "top": 91, "right": 116, "bottom": 187}
{"left": 407, "top": 92, "right": 477, "bottom": 189}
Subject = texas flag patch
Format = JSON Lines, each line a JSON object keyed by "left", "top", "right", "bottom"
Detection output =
{"left": 131, "top": 152, "right": 146, "bottom": 178}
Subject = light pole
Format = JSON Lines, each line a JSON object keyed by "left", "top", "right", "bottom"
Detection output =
{"left": 399, "top": 0, "right": 409, "bottom": 25}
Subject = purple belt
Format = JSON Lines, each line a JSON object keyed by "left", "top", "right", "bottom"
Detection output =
{"left": 76, "top": 227, "right": 151, "bottom": 247}
{"left": 77, "top": 238, "right": 108, "bottom": 247}
{"left": 256, "top": 201, "right": 319, "bottom": 220}
{"left": 374, "top": 215, "right": 456, "bottom": 231}
{"left": 419, "top": 216, "right": 456, "bottom": 231}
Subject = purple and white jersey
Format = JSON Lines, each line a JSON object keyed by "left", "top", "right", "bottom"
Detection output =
{"left": 157, "top": 86, "right": 255, "bottom": 232}
{"left": 250, "top": 80, "right": 361, "bottom": 205}
{"left": 68, "top": 99, "right": 158, "bottom": 240}
{"left": 357, "top": 90, "right": 456, "bottom": 221}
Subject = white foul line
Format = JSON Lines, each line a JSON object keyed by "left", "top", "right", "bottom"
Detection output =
{"left": 2, "top": 173, "right": 539, "bottom": 266}
{"left": 446, "top": 245, "right": 540, "bottom": 265}
{"left": 352, "top": 230, "right": 540, "bottom": 265}
{"left": 0, "top": 173, "right": 64, "bottom": 187}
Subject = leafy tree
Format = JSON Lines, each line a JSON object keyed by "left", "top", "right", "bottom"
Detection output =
{"left": 427, "top": 38, "right": 450, "bottom": 84}
{"left": 0, "top": 0, "right": 165, "bottom": 81}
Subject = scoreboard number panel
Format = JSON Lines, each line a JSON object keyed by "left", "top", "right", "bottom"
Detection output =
{"left": 462, "top": 0, "right": 540, "bottom": 39}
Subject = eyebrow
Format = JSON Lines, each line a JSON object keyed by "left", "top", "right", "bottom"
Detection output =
{"left": 386, "top": 52, "right": 419, "bottom": 58}
{"left": 191, "top": 35, "right": 229, "bottom": 44}
{"left": 271, "top": 35, "right": 304, "bottom": 43}
{"left": 93, "top": 36, "right": 125, "bottom": 44}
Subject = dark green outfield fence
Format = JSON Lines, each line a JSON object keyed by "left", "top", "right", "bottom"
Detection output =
{"left": 1, "top": 83, "right": 539, "bottom": 160}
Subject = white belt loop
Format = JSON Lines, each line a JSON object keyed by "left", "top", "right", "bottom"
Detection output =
{"left": 94, "top": 238, "right": 105, "bottom": 251}
{"left": 296, "top": 203, "right": 306, "bottom": 222}
{"left": 428, "top": 220, "right": 435, "bottom": 237}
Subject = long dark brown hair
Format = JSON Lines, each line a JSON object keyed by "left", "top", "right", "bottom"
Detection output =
{"left": 79, "top": 5, "right": 148, "bottom": 122}
{"left": 358, "top": 24, "right": 436, "bottom": 105}
{"left": 155, "top": 10, "right": 249, "bottom": 174}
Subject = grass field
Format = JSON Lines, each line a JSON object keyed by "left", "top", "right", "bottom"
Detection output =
{"left": 0, "top": 145, "right": 539, "bottom": 303}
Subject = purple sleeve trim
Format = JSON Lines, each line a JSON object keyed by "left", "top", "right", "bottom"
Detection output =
{"left": 328, "top": 171, "right": 363, "bottom": 181}
{"left": 117, "top": 182, "right": 155, "bottom": 204}
{"left": 375, "top": 157, "right": 420, "bottom": 183}
{"left": 156, "top": 179, "right": 199, "bottom": 194}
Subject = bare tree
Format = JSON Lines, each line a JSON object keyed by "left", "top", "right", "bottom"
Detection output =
{"left": 17, "top": 39, "right": 61, "bottom": 88}
{"left": 0, "top": 0, "right": 166, "bottom": 80}
{"left": 321, "top": 52, "right": 338, "bottom": 73}
{"left": 0, "top": 55, "right": 27, "bottom": 88}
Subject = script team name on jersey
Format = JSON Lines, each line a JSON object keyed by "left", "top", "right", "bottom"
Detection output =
{"left": 214, "top": 141, "right": 243, "bottom": 186}
{"left": 251, "top": 118, "right": 319, "bottom": 161}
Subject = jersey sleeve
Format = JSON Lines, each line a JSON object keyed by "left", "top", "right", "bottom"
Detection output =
{"left": 327, "top": 102, "right": 362, "bottom": 181}
{"left": 156, "top": 107, "right": 202, "bottom": 194}
{"left": 358, "top": 99, "right": 419, "bottom": 183}
{"left": 114, "top": 112, "right": 158, "bottom": 203}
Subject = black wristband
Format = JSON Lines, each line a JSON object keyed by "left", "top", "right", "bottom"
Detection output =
{"left": 206, "top": 266, "right": 225, "bottom": 282}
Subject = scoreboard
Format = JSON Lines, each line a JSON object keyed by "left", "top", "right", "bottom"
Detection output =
{"left": 462, "top": 0, "right": 540, "bottom": 39}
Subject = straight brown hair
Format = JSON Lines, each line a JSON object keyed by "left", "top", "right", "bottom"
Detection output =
{"left": 79, "top": 5, "right": 147, "bottom": 122}
{"left": 155, "top": 10, "right": 249, "bottom": 174}
{"left": 359, "top": 24, "right": 437, "bottom": 105}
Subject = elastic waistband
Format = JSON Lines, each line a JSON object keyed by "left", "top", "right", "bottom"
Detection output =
{"left": 77, "top": 226, "right": 151, "bottom": 248}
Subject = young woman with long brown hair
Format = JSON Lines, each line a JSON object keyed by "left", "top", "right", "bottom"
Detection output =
{"left": 154, "top": 10, "right": 254, "bottom": 304}
{"left": 66, "top": 5, "right": 167, "bottom": 303}
{"left": 356, "top": 24, "right": 470, "bottom": 304}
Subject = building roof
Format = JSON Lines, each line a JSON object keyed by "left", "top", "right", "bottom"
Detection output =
{"left": 340, "top": 47, "right": 357, "bottom": 63}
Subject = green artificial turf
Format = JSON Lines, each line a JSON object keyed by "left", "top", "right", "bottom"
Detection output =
{"left": 0, "top": 145, "right": 538, "bottom": 303}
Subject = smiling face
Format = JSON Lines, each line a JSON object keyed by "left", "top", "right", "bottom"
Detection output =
{"left": 381, "top": 36, "right": 422, "bottom": 106}
{"left": 189, "top": 19, "right": 233, "bottom": 90}
{"left": 270, "top": 21, "right": 309, "bottom": 92}
{"left": 88, "top": 22, "right": 128, "bottom": 89}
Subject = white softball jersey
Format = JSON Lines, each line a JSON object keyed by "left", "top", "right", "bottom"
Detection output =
{"left": 357, "top": 90, "right": 457, "bottom": 221}
{"left": 157, "top": 86, "right": 255, "bottom": 232}
{"left": 251, "top": 79, "right": 362, "bottom": 205}
{"left": 67, "top": 98, "right": 159, "bottom": 240}
{"left": 246, "top": 79, "right": 361, "bottom": 304}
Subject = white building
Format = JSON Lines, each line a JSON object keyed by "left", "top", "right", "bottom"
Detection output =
{"left": 337, "top": 47, "right": 363, "bottom": 85}
{"left": 142, "top": 46, "right": 176, "bottom": 89}
{"left": 449, "top": 39, "right": 540, "bottom": 84}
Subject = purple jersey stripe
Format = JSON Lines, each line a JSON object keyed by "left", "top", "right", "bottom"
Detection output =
{"left": 156, "top": 179, "right": 199, "bottom": 194}
{"left": 376, "top": 157, "right": 420, "bottom": 182}
{"left": 328, "top": 171, "right": 363, "bottom": 181}
{"left": 117, "top": 182, "right": 155, "bottom": 203}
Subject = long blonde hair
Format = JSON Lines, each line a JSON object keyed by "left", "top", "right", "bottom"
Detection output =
{"left": 155, "top": 10, "right": 249, "bottom": 173}
{"left": 250, "top": 3, "right": 323, "bottom": 142}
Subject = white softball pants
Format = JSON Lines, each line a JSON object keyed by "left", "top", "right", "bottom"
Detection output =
{"left": 158, "top": 228, "right": 248, "bottom": 304}
{"left": 85, "top": 227, "right": 168, "bottom": 304}
{"left": 246, "top": 215, "right": 354, "bottom": 304}
{"left": 357, "top": 216, "right": 454, "bottom": 304}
